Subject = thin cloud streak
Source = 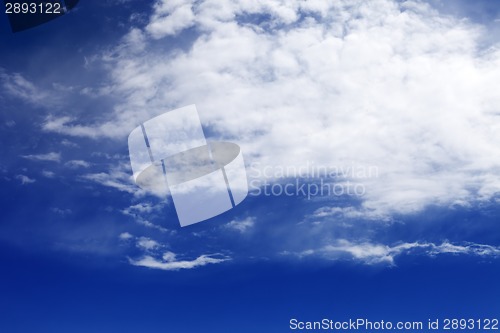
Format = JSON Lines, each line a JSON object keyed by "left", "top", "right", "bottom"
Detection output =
{"left": 290, "top": 240, "right": 500, "bottom": 265}
{"left": 22, "top": 152, "right": 61, "bottom": 162}
{"left": 129, "top": 253, "right": 229, "bottom": 271}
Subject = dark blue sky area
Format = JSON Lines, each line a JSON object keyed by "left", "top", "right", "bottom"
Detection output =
{"left": 1, "top": 244, "right": 498, "bottom": 333}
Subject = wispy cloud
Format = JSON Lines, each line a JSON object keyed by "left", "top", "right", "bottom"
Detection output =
{"left": 146, "top": 0, "right": 195, "bottom": 38}
{"left": 0, "top": 69, "right": 59, "bottom": 107}
{"left": 60, "top": 139, "right": 79, "bottom": 148}
{"left": 119, "top": 232, "right": 229, "bottom": 271}
{"left": 16, "top": 174, "right": 36, "bottom": 185}
{"left": 42, "top": 116, "right": 116, "bottom": 138}
{"left": 311, "top": 206, "right": 391, "bottom": 222}
{"left": 224, "top": 217, "right": 256, "bottom": 233}
{"left": 22, "top": 152, "right": 61, "bottom": 162}
{"left": 81, "top": 163, "right": 142, "bottom": 195}
{"left": 136, "top": 236, "right": 161, "bottom": 251}
{"left": 83, "top": 172, "right": 136, "bottom": 193}
{"left": 119, "top": 232, "right": 134, "bottom": 240}
{"left": 129, "top": 252, "right": 229, "bottom": 271}
{"left": 121, "top": 202, "right": 169, "bottom": 233}
{"left": 290, "top": 240, "right": 500, "bottom": 265}
{"left": 122, "top": 202, "right": 158, "bottom": 215}
{"left": 51, "top": 207, "right": 72, "bottom": 215}
{"left": 65, "top": 160, "right": 92, "bottom": 168}
{"left": 41, "top": 170, "right": 56, "bottom": 178}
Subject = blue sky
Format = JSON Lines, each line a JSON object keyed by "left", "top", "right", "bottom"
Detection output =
{"left": 1, "top": 1, "right": 500, "bottom": 332}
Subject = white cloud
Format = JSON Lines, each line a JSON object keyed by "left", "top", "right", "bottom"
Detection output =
{"left": 430, "top": 242, "right": 500, "bottom": 257}
{"left": 146, "top": 0, "right": 196, "bottom": 38}
{"left": 136, "top": 219, "right": 170, "bottom": 233}
{"left": 65, "top": 160, "right": 92, "bottom": 168}
{"left": 42, "top": 170, "right": 56, "bottom": 178}
{"left": 321, "top": 240, "right": 420, "bottom": 264}
{"left": 61, "top": 139, "right": 78, "bottom": 147}
{"left": 42, "top": 0, "right": 500, "bottom": 219}
{"left": 51, "top": 207, "right": 72, "bottom": 215}
{"left": 311, "top": 206, "right": 391, "bottom": 222}
{"left": 119, "top": 232, "right": 134, "bottom": 240}
{"left": 81, "top": 163, "right": 143, "bottom": 196}
{"left": 0, "top": 69, "right": 59, "bottom": 107}
{"left": 162, "top": 251, "right": 177, "bottom": 261}
{"left": 294, "top": 240, "right": 500, "bottom": 265}
{"left": 224, "top": 217, "right": 255, "bottom": 233}
{"left": 64, "top": 160, "right": 92, "bottom": 169}
{"left": 22, "top": 152, "right": 61, "bottom": 162}
{"left": 122, "top": 202, "right": 157, "bottom": 214}
{"left": 122, "top": 28, "right": 147, "bottom": 52}
{"left": 121, "top": 232, "right": 228, "bottom": 271}
{"left": 42, "top": 116, "right": 115, "bottom": 138}
{"left": 136, "top": 236, "right": 161, "bottom": 251}
{"left": 121, "top": 202, "right": 170, "bottom": 233}
{"left": 16, "top": 174, "right": 36, "bottom": 185}
{"left": 83, "top": 172, "right": 136, "bottom": 193}
{"left": 129, "top": 252, "right": 229, "bottom": 271}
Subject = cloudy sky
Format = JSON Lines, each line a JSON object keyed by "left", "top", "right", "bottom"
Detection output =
{"left": 1, "top": 1, "right": 499, "bottom": 332}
